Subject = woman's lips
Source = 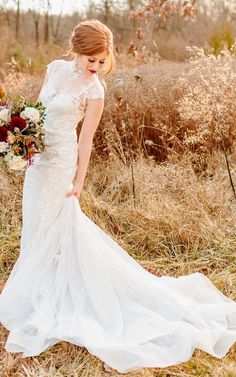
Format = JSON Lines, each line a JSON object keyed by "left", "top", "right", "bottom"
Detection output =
{"left": 88, "top": 69, "right": 96, "bottom": 74}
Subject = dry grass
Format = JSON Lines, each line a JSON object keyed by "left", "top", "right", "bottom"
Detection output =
{"left": 1, "top": 51, "right": 236, "bottom": 376}
{"left": 1, "top": 150, "right": 236, "bottom": 376}
{"left": 4, "top": 45, "right": 236, "bottom": 165}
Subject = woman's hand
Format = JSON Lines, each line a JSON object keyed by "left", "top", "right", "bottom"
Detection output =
{"left": 65, "top": 182, "right": 82, "bottom": 199}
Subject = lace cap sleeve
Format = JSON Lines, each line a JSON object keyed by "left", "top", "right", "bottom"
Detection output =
{"left": 38, "top": 60, "right": 60, "bottom": 102}
{"left": 46, "top": 59, "right": 61, "bottom": 76}
{"left": 86, "top": 79, "right": 105, "bottom": 101}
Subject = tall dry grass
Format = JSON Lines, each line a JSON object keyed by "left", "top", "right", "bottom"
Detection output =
{"left": 1, "top": 49, "right": 236, "bottom": 376}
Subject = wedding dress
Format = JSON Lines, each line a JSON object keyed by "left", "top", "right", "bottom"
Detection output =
{"left": 1, "top": 58, "right": 236, "bottom": 374}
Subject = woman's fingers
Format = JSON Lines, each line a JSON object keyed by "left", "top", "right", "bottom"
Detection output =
{"left": 65, "top": 183, "right": 82, "bottom": 198}
{"left": 66, "top": 190, "right": 74, "bottom": 197}
{"left": 66, "top": 188, "right": 79, "bottom": 198}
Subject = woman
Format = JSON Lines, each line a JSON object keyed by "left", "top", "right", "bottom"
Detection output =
{"left": 1, "top": 19, "right": 236, "bottom": 374}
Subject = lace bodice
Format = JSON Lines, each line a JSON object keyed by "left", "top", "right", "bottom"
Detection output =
{"left": 39, "top": 58, "right": 105, "bottom": 134}
{"left": 23, "top": 59, "right": 105, "bottom": 228}
{"left": 35, "top": 58, "right": 105, "bottom": 171}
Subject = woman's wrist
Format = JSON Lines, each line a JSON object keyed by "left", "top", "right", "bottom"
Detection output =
{"left": 75, "top": 177, "right": 84, "bottom": 186}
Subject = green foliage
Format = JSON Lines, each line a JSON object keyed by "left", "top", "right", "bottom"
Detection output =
{"left": 208, "top": 20, "right": 235, "bottom": 55}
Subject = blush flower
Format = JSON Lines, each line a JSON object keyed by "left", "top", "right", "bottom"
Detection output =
{"left": 0, "top": 141, "right": 8, "bottom": 153}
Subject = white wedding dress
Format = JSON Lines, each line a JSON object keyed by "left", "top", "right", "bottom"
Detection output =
{"left": 1, "top": 58, "right": 236, "bottom": 374}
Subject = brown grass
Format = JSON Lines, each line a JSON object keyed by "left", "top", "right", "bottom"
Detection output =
{"left": 1, "top": 51, "right": 236, "bottom": 376}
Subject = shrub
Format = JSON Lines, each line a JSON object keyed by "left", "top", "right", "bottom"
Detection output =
{"left": 208, "top": 20, "right": 235, "bottom": 56}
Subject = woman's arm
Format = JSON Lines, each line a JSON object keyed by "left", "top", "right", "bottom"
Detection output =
{"left": 66, "top": 97, "right": 104, "bottom": 199}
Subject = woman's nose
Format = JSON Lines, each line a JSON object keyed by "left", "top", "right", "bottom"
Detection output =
{"left": 93, "top": 61, "right": 100, "bottom": 71}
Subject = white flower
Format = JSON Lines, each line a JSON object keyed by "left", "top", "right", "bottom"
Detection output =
{"left": 20, "top": 107, "right": 40, "bottom": 123}
{"left": 0, "top": 109, "right": 10, "bottom": 123}
{"left": 4, "top": 151, "right": 14, "bottom": 162}
{"left": 7, "top": 155, "right": 28, "bottom": 171}
{"left": 0, "top": 141, "right": 8, "bottom": 153}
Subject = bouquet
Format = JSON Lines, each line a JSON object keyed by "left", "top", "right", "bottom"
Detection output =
{"left": 0, "top": 95, "right": 46, "bottom": 173}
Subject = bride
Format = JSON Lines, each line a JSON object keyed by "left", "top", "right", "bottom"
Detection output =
{"left": 1, "top": 19, "right": 236, "bottom": 374}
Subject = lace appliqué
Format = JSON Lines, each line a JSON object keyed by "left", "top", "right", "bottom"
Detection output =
{"left": 85, "top": 80, "right": 105, "bottom": 101}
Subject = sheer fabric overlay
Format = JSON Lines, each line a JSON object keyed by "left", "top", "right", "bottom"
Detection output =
{"left": 1, "top": 59, "right": 236, "bottom": 374}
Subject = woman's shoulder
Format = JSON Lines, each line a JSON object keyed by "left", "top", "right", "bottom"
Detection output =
{"left": 46, "top": 59, "right": 67, "bottom": 72}
{"left": 46, "top": 59, "right": 74, "bottom": 81}
{"left": 86, "top": 75, "right": 105, "bottom": 100}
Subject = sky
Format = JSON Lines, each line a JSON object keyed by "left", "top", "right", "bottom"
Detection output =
{"left": 15, "top": 0, "right": 90, "bottom": 15}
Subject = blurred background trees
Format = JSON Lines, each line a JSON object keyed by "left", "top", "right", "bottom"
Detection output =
{"left": 0, "top": 0, "right": 235, "bottom": 72}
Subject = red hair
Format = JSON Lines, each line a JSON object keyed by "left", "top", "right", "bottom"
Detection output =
{"left": 65, "top": 19, "right": 115, "bottom": 84}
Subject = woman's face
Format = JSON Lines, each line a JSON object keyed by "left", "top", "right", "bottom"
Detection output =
{"left": 76, "top": 51, "right": 108, "bottom": 76}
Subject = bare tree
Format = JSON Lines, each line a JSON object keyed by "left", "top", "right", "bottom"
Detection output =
{"left": 0, "top": 0, "right": 11, "bottom": 28}
{"left": 128, "top": 0, "right": 198, "bottom": 56}
{"left": 31, "top": 0, "right": 42, "bottom": 47}
{"left": 14, "top": 0, "right": 20, "bottom": 40}
{"left": 207, "top": 0, "right": 236, "bottom": 21}
{"left": 50, "top": 0, "right": 64, "bottom": 44}
{"left": 104, "top": 0, "right": 111, "bottom": 23}
{"left": 89, "top": 0, "right": 113, "bottom": 23}
{"left": 127, "top": 0, "right": 144, "bottom": 11}
{"left": 43, "top": 0, "right": 51, "bottom": 44}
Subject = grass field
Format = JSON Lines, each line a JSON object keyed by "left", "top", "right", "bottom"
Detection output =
{"left": 1, "top": 48, "right": 236, "bottom": 376}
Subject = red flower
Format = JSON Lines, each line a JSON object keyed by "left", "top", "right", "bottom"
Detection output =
{"left": 0, "top": 126, "right": 8, "bottom": 142}
{"left": 8, "top": 116, "right": 27, "bottom": 132}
